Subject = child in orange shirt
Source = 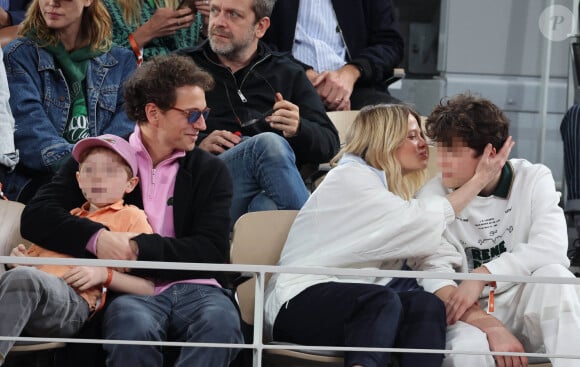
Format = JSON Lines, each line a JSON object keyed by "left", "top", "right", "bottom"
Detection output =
{"left": 0, "top": 134, "right": 153, "bottom": 361}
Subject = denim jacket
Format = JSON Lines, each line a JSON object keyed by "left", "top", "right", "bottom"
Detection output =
{"left": 2, "top": 38, "right": 137, "bottom": 200}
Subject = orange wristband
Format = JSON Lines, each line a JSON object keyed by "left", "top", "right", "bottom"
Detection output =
{"left": 104, "top": 267, "right": 113, "bottom": 288}
{"left": 128, "top": 33, "right": 143, "bottom": 66}
{"left": 487, "top": 281, "right": 496, "bottom": 313}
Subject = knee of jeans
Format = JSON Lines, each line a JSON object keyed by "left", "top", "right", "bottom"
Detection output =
{"left": 361, "top": 287, "right": 403, "bottom": 317}
{"left": 192, "top": 303, "right": 243, "bottom": 343}
{"left": 104, "top": 296, "right": 161, "bottom": 339}
{"left": 1, "top": 267, "right": 45, "bottom": 292}
{"left": 251, "top": 133, "right": 295, "bottom": 160}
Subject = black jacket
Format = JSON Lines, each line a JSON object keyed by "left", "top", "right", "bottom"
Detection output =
{"left": 263, "top": 0, "right": 404, "bottom": 87}
{"left": 178, "top": 41, "right": 339, "bottom": 166}
{"left": 21, "top": 147, "right": 233, "bottom": 284}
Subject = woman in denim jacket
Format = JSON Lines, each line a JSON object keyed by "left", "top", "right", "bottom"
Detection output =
{"left": 2, "top": 0, "right": 137, "bottom": 202}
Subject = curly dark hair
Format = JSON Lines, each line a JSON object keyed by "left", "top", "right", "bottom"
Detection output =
{"left": 123, "top": 54, "right": 214, "bottom": 123}
{"left": 425, "top": 93, "right": 509, "bottom": 156}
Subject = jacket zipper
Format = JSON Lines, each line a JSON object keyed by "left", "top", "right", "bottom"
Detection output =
{"left": 202, "top": 49, "right": 272, "bottom": 103}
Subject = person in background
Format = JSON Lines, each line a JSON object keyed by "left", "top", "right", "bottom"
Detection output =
{"left": 179, "top": 0, "right": 339, "bottom": 226}
{"left": 418, "top": 93, "right": 580, "bottom": 367}
{"left": 560, "top": 104, "right": 580, "bottom": 276}
{"left": 0, "top": 47, "right": 17, "bottom": 196}
{"left": 2, "top": 0, "right": 136, "bottom": 203}
{"left": 0, "top": 134, "right": 153, "bottom": 365}
{"left": 263, "top": 0, "right": 404, "bottom": 111}
{"left": 265, "top": 104, "right": 512, "bottom": 367}
{"left": 104, "top": 0, "right": 206, "bottom": 64}
{"left": 0, "top": 0, "right": 31, "bottom": 27}
{"left": 21, "top": 54, "right": 243, "bottom": 367}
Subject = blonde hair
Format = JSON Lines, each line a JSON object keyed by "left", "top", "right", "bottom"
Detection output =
{"left": 117, "top": 0, "right": 179, "bottom": 25}
{"left": 330, "top": 104, "right": 426, "bottom": 200}
{"left": 19, "top": 0, "right": 113, "bottom": 51}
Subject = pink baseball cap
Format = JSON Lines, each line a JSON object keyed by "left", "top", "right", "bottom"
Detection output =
{"left": 72, "top": 134, "right": 138, "bottom": 176}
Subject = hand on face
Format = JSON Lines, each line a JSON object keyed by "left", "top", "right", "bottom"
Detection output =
{"left": 473, "top": 136, "right": 515, "bottom": 187}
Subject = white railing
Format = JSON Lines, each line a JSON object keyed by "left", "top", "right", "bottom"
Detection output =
{"left": 2, "top": 255, "right": 580, "bottom": 366}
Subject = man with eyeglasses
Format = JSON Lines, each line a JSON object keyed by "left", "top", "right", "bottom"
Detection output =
{"left": 20, "top": 54, "right": 243, "bottom": 366}
{"left": 178, "top": 0, "right": 340, "bottom": 226}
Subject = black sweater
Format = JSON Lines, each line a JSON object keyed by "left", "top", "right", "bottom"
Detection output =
{"left": 178, "top": 41, "right": 339, "bottom": 166}
{"left": 21, "top": 147, "right": 233, "bottom": 284}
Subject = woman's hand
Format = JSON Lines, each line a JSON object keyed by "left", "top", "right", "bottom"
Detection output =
{"left": 133, "top": 7, "right": 195, "bottom": 47}
{"left": 473, "top": 136, "right": 514, "bottom": 186}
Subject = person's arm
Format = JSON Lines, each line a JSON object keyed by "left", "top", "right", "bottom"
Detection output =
{"left": 1, "top": 0, "right": 30, "bottom": 26}
{"left": 334, "top": 1, "right": 404, "bottom": 84}
{"left": 4, "top": 40, "right": 73, "bottom": 174}
{"left": 0, "top": 47, "right": 18, "bottom": 170}
{"left": 63, "top": 266, "right": 154, "bottom": 295}
{"left": 103, "top": 0, "right": 196, "bottom": 60}
{"left": 435, "top": 285, "right": 528, "bottom": 367}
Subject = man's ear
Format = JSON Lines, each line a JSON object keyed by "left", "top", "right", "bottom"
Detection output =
{"left": 490, "top": 146, "right": 497, "bottom": 157}
{"left": 145, "top": 103, "right": 160, "bottom": 126}
{"left": 255, "top": 16, "right": 270, "bottom": 39}
{"left": 125, "top": 176, "right": 139, "bottom": 194}
{"left": 75, "top": 171, "right": 81, "bottom": 184}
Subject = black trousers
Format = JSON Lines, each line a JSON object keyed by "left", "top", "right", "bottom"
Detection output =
{"left": 273, "top": 282, "right": 445, "bottom": 367}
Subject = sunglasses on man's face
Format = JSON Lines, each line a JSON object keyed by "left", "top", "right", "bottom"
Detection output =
{"left": 170, "top": 107, "right": 211, "bottom": 124}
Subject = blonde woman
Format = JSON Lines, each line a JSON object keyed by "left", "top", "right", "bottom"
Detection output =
{"left": 2, "top": 0, "right": 136, "bottom": 203}
{"left": 104, "top": 0, "right": 205, "bottom": 63}
{"left": 263, "top": 104, "right": 513, "bottom": 367}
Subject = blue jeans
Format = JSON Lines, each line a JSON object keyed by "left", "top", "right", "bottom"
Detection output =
{"left": 102, "top": 283, "right": 243, "bottom": 367}
{"left": 219, "top": 132, "right": 310, "bottom": 227}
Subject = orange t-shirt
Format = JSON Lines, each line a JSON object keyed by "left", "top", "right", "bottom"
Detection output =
{"left": 26, "top": 200, "right": 153, "bottom": 310}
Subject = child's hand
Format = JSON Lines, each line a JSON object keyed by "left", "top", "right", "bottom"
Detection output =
{"left": 6, "top": 244, "right": 28, "bottom": 269}
{"left": 63, "top": 266, "right": 107, "bottom": 291}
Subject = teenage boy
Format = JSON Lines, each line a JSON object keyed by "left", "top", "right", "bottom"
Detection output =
{"left": 417, "top": 93, "right": 580, "bottom": 367}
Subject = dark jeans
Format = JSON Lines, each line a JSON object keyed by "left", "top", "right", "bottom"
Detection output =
{"left": 273, "top": 282, "right": 446, "bottom": 367}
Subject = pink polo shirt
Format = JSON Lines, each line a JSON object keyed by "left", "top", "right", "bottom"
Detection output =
{"left": 88, "top": 125, "right": 220, "bottom": 294}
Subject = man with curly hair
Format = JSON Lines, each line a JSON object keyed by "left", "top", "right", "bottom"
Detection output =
{"left": 21, "top": 54, "right": 243, "bottom": 367}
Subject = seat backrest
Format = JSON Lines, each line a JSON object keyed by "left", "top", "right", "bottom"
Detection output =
{"left": 230, "top": 210, "right": 299, "bottom": 325}
{"left": 326, "top": 110, "right": 359, "bottom": 145}
{"left": 0, "top": 200, "right": 32, "bottom": 275}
